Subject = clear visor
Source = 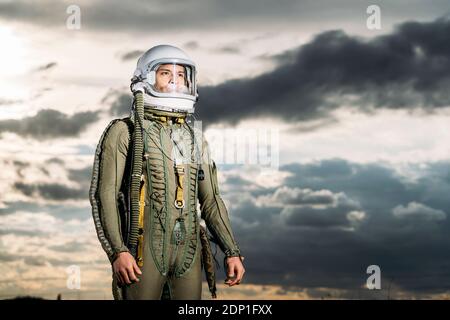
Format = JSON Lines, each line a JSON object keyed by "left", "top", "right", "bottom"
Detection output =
{"left": 147, "top": 62, "right": 195, "bottom": 96}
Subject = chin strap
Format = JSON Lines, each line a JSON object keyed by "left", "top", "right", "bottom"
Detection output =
{"left": 149, "top": 115, "right": 186, "bottom": 124}
{"left": 143, "top": 107, "right": 187, "bottom": 124}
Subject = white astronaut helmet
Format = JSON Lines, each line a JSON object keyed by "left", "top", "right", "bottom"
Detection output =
{"left": 130, "top": 44, "right": 198, "bottom": 114}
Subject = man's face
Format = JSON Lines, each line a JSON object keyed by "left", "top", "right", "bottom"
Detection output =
{"left": 154, "top": 63, "right": 188, "bottom": 93}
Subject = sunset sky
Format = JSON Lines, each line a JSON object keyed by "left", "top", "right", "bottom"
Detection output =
{"left": 1, "top": 0, "right": 450, "bottom": 299}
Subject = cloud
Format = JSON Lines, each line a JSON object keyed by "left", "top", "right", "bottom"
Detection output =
{"left": 258, "top": 186, "right": 349, "bottom": 206}
{"left": 0, "top": 0, "right": 348, "bottom": 32}
{"left": 216, "top": 159, "right": 450, "bottom": 296}
{"left": 108, "top": 92, "right": 132, "bottom": 116}
{"left": 2, "top": 0, "right": 449, "bottom": 36}
{"left": 68, "top": 166, "right": 93, "bottom": 187}
{"left": 120, "top": 50, "right": 144, "bottom": 61}
{"left": 34, "top": 62, "right": 57, "bottom": 72}
{"left": 0, "top": 210, "right": 114, "bottom": 299}
{"left": 0, "top": 200, "right": 92, "bottom": 221}
{"left": 194, "top": 17, "right": 450, "bottom": 127}
{"left": 2, "top": 156, "right": 92, "bottom": 207}
{"left": 184, "top": 41, "right": 199, "bottom": 50}
{"left": 0, "top": 109, "right": 99, "bottom": 139}
{"left": 281, "top": 205, "right": 366, "bottom": 229}
{"left": 45, "top": 157, "right": 65, "bottom": 165}
{"left": 278, "top": 190, "right": 365, "bottom": 230}
{"left": 13, "top": 182, "right": 87, "bottom": 201}
{"left": 213, "top": 45, "right": 241, "bottom": 54}
{"left": 1, "top": 1, "right": 450, "bottom": 299}
{"left": 0, "top": 98, "right": 22, "bottom": 106}
{"left": 0, "top": 201, "right": 48, "bottom": 216}
{"left": 2, "top": 157, "right": 450, "bottom": 297}
{"left": 233, "top": 185, "right": 366, "bottom": 230}
{"left": 392, "top": 201, "right": 446, "bottom": 221}
{"left": 104, "top": 17, "right": 450, "bottom": 129}
{"left": 12, "top": 160, "right": 30, "bottom": 178}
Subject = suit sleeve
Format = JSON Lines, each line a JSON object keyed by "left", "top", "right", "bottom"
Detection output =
{"left": 197, "top": 137, "right": 242, "bottom": 258}
{"left": 97, "top": 121, "right": 130, "bottom": 263}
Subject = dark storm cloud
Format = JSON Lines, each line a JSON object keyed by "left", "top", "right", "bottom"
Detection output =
{"left": 280, "top": 196, "right": 363, "bottom": 229}
{"left": 120, "top": 50, "right": 144, "bottom": 61}
{"left": 1, "top": 0, "right": 448, "bottom": 34}
{"left": 106, "top": 17, "right": 450, "bottom": 129}
{"left": 219, "top": 159, "right": 450, "bottom": 297}
{"left": 12, "top": 160, "right": 30, "bottom": 178}
{"left": 106, "top": 90, "right": 133, "bottom": 116}
{"left": 14, "top": 182, "right": 86, "bottom": 201}
{"left": 9, "top": 158, "right": 92, "bottom": 202}
{"left": 0, "top": 0, "right": 349, "bottom": 31}
{"left": 224, "top": 174, "right": 254, "bottom": 188}
{"left": 195, "top": 17, "right": 450, "bottom": 127}
{"left": 34, "top": 62, "right": 57, "bottom": 72}
{"left": 13, "top": 182, "right": 35, "bottom": 197}
{"left": 7, "top": 157, "right": 61, "bottom": 177}
{"left": 68, "top": 166, "right": 93, "bottom": 187}
{"left": 45, "top": 157, "right": 65, "bottom": 165}
{"left": 6, "top": 159, "right": 92, "bottom": 204}
{"left": 269, "top": 186, "right": 341, "bottom": 205}
{"left": 0, "top": 109, "right": 99, "bottom": 139}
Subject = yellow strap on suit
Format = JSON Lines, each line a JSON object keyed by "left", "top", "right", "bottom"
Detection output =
{"left": 136, "top": 174, "right": 146, "bottom": 267}
{"left": 174, "top": 164, "right": 185, "bottom": 208}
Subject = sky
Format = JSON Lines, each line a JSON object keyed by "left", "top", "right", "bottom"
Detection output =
{"left": 1, "top": 0, "right": 450, "bottom": 300}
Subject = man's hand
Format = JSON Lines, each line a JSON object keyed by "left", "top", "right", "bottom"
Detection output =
{"left": 224, "top": 256, "right": 245, "bottom": 286}
{"left": 113, "top": 251, "right": 142, "bottom": 285}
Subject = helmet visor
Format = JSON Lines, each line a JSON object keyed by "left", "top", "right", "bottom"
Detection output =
{"left": 148, "top": 62, "right": 195, "bottom": 97}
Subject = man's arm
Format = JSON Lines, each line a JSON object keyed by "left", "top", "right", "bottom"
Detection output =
{"left": 95, "top": 120, "right": 130, "bottom": 263}
{"left": 197, "top": 137, "right": 245, "bottom": 286}
{"left": 91, "top": 120, "right": 142, "bottom": 285}
{"left": 197, "top": 138, "right": 242, "bottom": 258}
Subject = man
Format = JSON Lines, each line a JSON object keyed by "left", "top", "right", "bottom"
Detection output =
{"left": 89, "top": 44, "right": 245, "bottom": 300}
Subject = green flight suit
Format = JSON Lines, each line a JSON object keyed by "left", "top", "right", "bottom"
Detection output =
{"left": 90, "top": 107, "right": 242, "bottom": 300}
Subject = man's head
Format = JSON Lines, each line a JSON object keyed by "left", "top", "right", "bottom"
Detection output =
{"left": 154, "top": 63, "right": 189, "bottom": 94}
{"left": 130, "top": 44, "right": 198, "bottom": 114}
